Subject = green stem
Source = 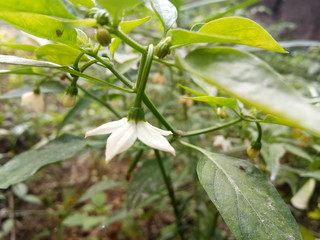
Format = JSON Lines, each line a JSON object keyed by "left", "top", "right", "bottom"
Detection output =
{"left": 134, "top": 45, "right": 154, "bottom": 108}
{"left": 126, "top": 149, "right": 144, "bottom": 180}
{"left": 155, "top": 150, "right": 185, "bottom": 240}
{"left": 80, "top": 59, "right": 98, "bottom": 72}
{"left": 142, "top": 94, "right": 176, "bottom": 134}
{"left": 61, "top": 67, "right": 134, "bottom": 93}
{"left": 255, "top": 122, "right": 262, "bottom": 143}
{"left": 108, "top": 27, "right": 146, "bottom": 54}
{"left": 78, "top": 85, "right": 121, "bottom": 118}
{"left": 182, "top": 118, "right": 242, "bottom": 137}
{"left": 73, "top": 52, "right": 85, "bottom": 70}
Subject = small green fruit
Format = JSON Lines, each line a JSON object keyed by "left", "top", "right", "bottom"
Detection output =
{"left": 96, "top": 28, "right": 111, "bottom": 46}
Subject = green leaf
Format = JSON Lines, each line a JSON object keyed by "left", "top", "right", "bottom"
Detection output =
{"left": 79, "top": 179, "right": 122, "bottom": 202}
{"left": 65, "top": 19, "right": 97, "bottom": 27}
{"left": 178, "top": 84, "right": 207, "bottom": 96}
{"left": 91, "top": 192, "right": 106, "bottom": 208}
{"left": 0, "top": 0, "right": 75, "bottom": 19}
{"left": 196, "top": 148, "right": 302, "bottom": 240}
{"left": 171, "top": 17, "right": 287, "bottom": 53}
{"left": 0, "top": 135, "right": 87, "bottom": 189}
{"left": 0, "top": 68, "right": 40, "bottom": 75}
{"left": 95, "top": 0, "right": 142, "bottom": 19}
{"left": 71, "top": 0, "right": 95, "bottom": 8}
{"left": 299, "top": 225, "right": 315, "bottom": 240}
{"left": 127, "top": 158, "right": 172, "bottom": 209}
{"left": 283, "top": 144, "right": 313, "bottom": 163}
{"left": 180, "top": 0, "right": 226, "bottom": 11}
{"left": 179, "top": 47, "right": 320, "bottom": 136}
{"left": 0, "top": 43, "right": 37, "bottom": 51}
{"left": 0, "top": 11, "right": 78, "bottom": 46}
{"left": 185, "top": 96, "right": 237, "bottom": 109}
{"left": 36, "top": 44, "right": 82, "bottom": 65}
{"left": 110, "top": 16, "right": 151, "bottom": 55}
{"left": 299, "top": 170, "right": 320, "bottom": 181}
{"left": 261, "top": 143, "right": 285, "bottom": 181}
{"left": 151, "top": 0, "right": 177, "bottom": 34}
{"left": 0, "top": 55, "right": 62, "bottom": 68}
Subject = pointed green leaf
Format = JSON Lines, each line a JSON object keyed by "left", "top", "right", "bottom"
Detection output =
{"left": 151, "top": 0, "right": 177, "bottom": 34}
{"left": 95, "top": 0, "right": 142, "bottom": 19}
{"left": 36, "top": 44, "right": 82, "bottom": 65}
{"left": 185, "top": 96, "right": 237, "bottom": 109}
{"left": 196, "top": 148, "right": 302, "bottom": 240}
{"left": 178, "top": 84, "right": 207, "bottom": 96}
{"left": 0, "top": 55, "right": 62, "bottom": 68}
{"left": 171, "top": 17, "right": 287, "bottom": 53}
{"left": 110, "top": 17, "right": 151, "bottom": 55}
{"left": 0, "top": 11, "right": 78, "bottom": 46}
{"left": 179, "top": 47, "right": 320, "bottom": 136}
{"left": 0, "top": 0, "right": 75, "bottom": 19}
{"left": 71, "top": 0, "right": 95, "bottom": 8}
{"left": 0, "top": 68, "right": 40, "bottom": 75}
{"left": 0, "top": 135, "right": 88, "bottom": 189}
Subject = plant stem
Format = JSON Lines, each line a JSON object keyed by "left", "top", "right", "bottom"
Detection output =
{"left": 108, "top": 27, "right": 147, "bottom": 54}
{"left": 182, "top": 118, "right": 242, "bottom": 137}
{"left": 126, "top": 149, "right": 144, "bottom": 180}
{"left": 155, "top": 150, "right": 185, "bottom": 240}
{"left": 78, "top": 85, "right": 122, "bottom": 118}
{"left": 134, "top": 45, "right": 154, "bottom": 108}
{"left": 255, "top": 122, "right": 262, "bottom": 143}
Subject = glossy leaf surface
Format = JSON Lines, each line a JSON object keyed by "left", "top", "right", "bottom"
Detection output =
{"left": 0, "top": 135, "right": 87, "bottom": 189}
{"left": 0, "top": 0, "right": 75, "bottom": 19}
{"left": 171, "top": 17, "right": 287, "bottom": 53}
{"left": 196, "top": 148, "right": 302, "bottom": 240}
{"left": 180, "top": 47, "right": 320, "bottom": 136}
{"left": 151, "top": 0, "right": 177, "bottom": 34}
{"left": 0, "top": 11, "right": 78, "bottom": 46}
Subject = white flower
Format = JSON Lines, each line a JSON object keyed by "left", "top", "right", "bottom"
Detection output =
{"left": 85, "top": 118, "right": 175, "bottom": 162}
{"left": 213, "top": 135, "right": 231, "bottom": 151}
{"left": 21, "top": 92, "right": 44, "bottom": 113}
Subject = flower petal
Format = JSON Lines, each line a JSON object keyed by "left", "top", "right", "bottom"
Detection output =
{"left": 32, "top": 94, "right": 44, "bottom": 113}
{"left": 137, "top": 121, "right": 175, "bottom": 155}
{"left": 21, "top": 92, "right": 34, "bottom": 106}
{"left": 105, "top": 121, "right": 137, "bottom": 162}
{"left": 85, "top": 118, "right": 127, "bottom": 138}
{"left": 145, "top": 122, "right": 172, "bottom": 136}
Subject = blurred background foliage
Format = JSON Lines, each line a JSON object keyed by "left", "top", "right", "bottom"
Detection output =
{"left": 0, "top": 0, "right": 319, "bottom": 239}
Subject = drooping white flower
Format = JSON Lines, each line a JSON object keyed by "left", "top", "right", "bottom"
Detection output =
{"left": 21, "top": 92, "right": 44, "bottom": 113}
{"left": 85, "top": 118, "right": 175, "bottom": 162}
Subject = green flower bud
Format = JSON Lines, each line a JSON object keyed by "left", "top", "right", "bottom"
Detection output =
{"left": 155, "top": 37, "right": 172, "bottom": 59}
{"left": 89, "top": 8, "right": 109, "bottom": 26}
{"left": 96, "top": 28, "right": 111, "bottom": 46}
{"left": 217, "top": 107, "right": 226, "bottom": 119}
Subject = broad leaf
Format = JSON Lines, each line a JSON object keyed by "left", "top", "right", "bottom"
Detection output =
{"left": 36, "top": 44, "right": 82, "bottom": 65}
{"left": 0, "top": 135, "right": 87, "bottom": 189}
{"left": 79, "top": 179, "right": 122, "bottom": 202}
{"left": 127, "top": 158, "right": 172, "bottom": 209}
{"left": 179, "top": 48, "right": 320, "bottom": 136}
{"left": 0, "top": 43, "right": 37, "bottom": 51}
{"left": 0, "top": 11, "right": 78, "bottom": 46}
{"left": 196, "top": 148, "right": 302, "bottom": 240}
{"left": 110, "top": 17, "right": 151, "bottom": 55}
{"left": 0, "top": 55, "right": 61, "bottom": 68}
{"left": 151, "top": 0, "right": 178, "bottom": 34}
{"left": 184, "top": 96, "right": 237, "bottom": 109}
{"left": 170, "top": 17, "right": 287, "bottom": 53}
{"left": 95, "top": 0, "right": 142, "bottom": 19}
{"left": 261, "top": 143, "right": 285, "bottom": 181}
{"left": 70, "top": 0, "right": 95, "bottom": 8}
{"left": 0, "top": 0, "right": 75, "bottom": 19}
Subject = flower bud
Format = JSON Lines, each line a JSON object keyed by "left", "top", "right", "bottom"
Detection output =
{"left": 155, "top": 37, "right": 172, "bottom": 59}
{"left": 89, "top": 8, "right": 110, "bottom": 26}
{"left": 246, "top": 141, "right": 262, "bottom": 159}
{"left": 96, "top": 28, "right": 111, "bottom": 46}
{"left": 62, "top": 83, "right": 78, "bottom": 108}
{"left": 62, "top": 94, "right": 77, "bottom": 108}
{"left": 217, "top": 107, "right": 226, "bottom": 119}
